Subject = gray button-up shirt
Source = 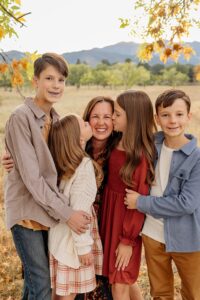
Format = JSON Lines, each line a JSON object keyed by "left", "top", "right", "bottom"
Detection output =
{"left": 4, "top": 98, "right": 73, "bottom": 229}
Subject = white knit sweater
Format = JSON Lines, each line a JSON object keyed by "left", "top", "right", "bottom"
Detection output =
{"left": 48, "top": 157, "right": 97, "bottom": 268}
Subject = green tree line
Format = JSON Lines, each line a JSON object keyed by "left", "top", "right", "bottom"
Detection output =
{"left": 0, "top": 60, "right": 197, "bottom": 89}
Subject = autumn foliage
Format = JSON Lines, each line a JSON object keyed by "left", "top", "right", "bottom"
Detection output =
{"left": 120, "top": 0, "right": 200, "bottom": 77}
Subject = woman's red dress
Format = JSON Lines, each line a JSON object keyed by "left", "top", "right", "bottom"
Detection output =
{"left": 100, "top": 148, "right": 149, "bottom": 284}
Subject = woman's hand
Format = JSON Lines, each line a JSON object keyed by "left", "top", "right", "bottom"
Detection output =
{"left": 1, "top": 151, "right": 14, "bottom": 172}
{"left": 115, "top": 243, "right": 132, "bottom": 271}
{"left": 79, "top": 251, "right": 94, "bottom": 266}
{"left": 124, "top": 189, "right": 140, "bottom": 209}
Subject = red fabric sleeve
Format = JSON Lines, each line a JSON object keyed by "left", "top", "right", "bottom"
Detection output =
{"left": 119, "top": 155, "right": 149, "bottom": 246}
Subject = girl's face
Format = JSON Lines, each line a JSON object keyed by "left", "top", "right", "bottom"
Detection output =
{"left": 89, "top": 102, "right": 113, "bottom": 142}
{"left": 34, "top": 65, "right": 65, "bottom": 105}
{"left": 78, "top": 117, "right": 93, "bottom": 143}
{"left": 112, "top": 101, "right": 127, "bottom": 133}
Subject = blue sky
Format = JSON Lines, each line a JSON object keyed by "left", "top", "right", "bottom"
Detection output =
{"left": 1, "top": 0, "right": 200, "bottom": 54}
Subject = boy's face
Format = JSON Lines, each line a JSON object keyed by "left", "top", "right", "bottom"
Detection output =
{"left": 34, "top": 65, "right": 65, "bottom": 106}
{"left": 155, "top": 98, "right": 191, "bottom": 139}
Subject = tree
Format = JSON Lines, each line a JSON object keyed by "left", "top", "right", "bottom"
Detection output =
{"left": 0, "top": 0, "right": 30, "bottom": 40}
{"left": 120, "top": 0, "right": 200, "bottom": 64}
{"left": 0, "top": 0, "right": 32, "bottom": 92}
{"left": 68, "top": 64, "right": 91, "bottom": 88}
{"left": 159, "top": 67, "right": 189, "bottom": 86}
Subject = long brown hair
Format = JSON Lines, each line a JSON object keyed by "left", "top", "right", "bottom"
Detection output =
{"left": 117, "top": 90, "right": 157, "bottom": 187}
{"left": 48, "top": 115, "right": 86, "bottom": 183}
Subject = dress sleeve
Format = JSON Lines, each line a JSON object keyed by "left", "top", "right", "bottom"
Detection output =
{"left": 69, "top": 159, "right": 97, "bottom": 255}
{"left": 120, "top": 156, "right": 149, "bottom": 247}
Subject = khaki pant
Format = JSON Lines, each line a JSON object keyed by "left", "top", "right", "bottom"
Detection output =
{"left": 142, "top": 234, "right": 200, "bottom": 300}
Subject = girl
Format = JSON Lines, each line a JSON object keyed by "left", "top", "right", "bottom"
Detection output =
{"left": 100, "top": 90, "right": 156, "bottom": 300}
{"left": 48, "top": 114, "right": 103, "bottom": 300}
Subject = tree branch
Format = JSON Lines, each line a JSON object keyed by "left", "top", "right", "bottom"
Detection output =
{"left": 0, "top": 3, "right": 28, "bottom": 27}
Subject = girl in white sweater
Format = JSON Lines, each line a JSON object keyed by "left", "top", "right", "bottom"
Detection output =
{"left": 48, "top": 114, "right": 103, "bottom": 300}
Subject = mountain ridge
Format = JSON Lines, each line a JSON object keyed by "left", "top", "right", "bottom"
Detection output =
{"left": 1, "top": 41, "right": 200, "bottom": 66}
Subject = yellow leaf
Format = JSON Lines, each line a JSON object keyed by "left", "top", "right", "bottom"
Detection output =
{"left": 12, "top": 71, "right": 24, "bottom": 87}
{"left": 0, "top": 26, "right": 4, "bottom": 40}
{"left": 0, "top": 63, "right": 8, "bottom": 73}
{"left": 154, "top": 40, "right": 165, "bottom": 53}
{"left": 170, "top": 51, "right": 180, "bottom": 63}
{"left": 183, "top": 46, "right": 195, "bottom": 61}
{"left": 196, "top": 72, "right": 200, "bottom": 81}
{"left": 15, "top": 0, "right": 21, "bottom": 4}
{"left": 18, "top": 16, "right": 26, "bottom": 22}
{"left": 20, "top": 58, "right": 28, "bottom": 70}
{"left": 137, "top": 44, "right": 153, "bottom": 62}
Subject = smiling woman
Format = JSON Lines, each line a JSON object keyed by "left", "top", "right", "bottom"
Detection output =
{"left": 74, "top": 96, "right": 121, "bottom": 300}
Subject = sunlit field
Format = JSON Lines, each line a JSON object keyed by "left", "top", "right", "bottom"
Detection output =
{"left": 0, "top": 85, "right": 199, "bottom": 299}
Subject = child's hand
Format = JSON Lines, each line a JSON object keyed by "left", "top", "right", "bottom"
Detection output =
{"left": 1, "top": 151, "right": 14, "bottom": 172}
{"left": 79, "top": 252, "right": 94, "bottom": 266}
{"left": 67, "top": 211, "right": 91, "bottom": 234}
{"left": 115, "top": 243, "right": 132, "bottom": 271}
{"left": 124, "top": 189, "right": 140, "bottom": 209}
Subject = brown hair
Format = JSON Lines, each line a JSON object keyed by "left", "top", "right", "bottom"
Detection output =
{"left": 116, "top": 90, "right": 157, "bottom": 187}
{"left": 48, "top": 115, "right": 85, "bottom": 182}
{"left": 83, "top": 96, "right": 121, "bottom": 177}
{"left": 34, "top": 53, "right": 69, "bottom": 78}
{"left": 155, "top": 89, "right": 191, "bottom": 113}
{"left": 48, "top": 114, "right": 103, "bottom": 186}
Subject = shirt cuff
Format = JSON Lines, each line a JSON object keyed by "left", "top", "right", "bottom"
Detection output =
{"left": 137, "top": 195, "right": 151, "bottom": 214}
{"left": 119, "top": 236, "right": 136, "bottom": 247}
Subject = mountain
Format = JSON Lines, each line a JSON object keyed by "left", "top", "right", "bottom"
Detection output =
{"left": 1, "top": 41, "right": 200, "bottom": 66}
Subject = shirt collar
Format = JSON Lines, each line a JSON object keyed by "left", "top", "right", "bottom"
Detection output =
{"left": 155, "top": 131, "right": 197, "bottom": 156}
{"left": 25, "top": 97, "right": 60, "bottom": 121}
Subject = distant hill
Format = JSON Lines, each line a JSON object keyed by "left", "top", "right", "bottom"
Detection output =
{"left": 1, "top": 41, "right": 200, "bottom": 66}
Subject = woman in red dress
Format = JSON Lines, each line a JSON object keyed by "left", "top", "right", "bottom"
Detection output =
{"left": 100, "top": 90, "right": 156, "bottom": 300}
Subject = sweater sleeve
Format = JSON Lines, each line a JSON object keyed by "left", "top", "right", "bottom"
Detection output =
{"left": 120, "top": 156, "right": 149, "bottom": 247}
{"left": 69, "top": 159, "right": 97, "bottom": 255}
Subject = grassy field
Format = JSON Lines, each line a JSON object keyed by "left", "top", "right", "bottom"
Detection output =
{"left": 0, "top": 85, "right": 199, "bottom": 299}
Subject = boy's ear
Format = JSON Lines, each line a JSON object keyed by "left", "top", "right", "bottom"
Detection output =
{"left": 154, "top": 113, "right": 160, "bottom": 126}
{"left": 33, "top": 76, "right": 38, "bottom": 88}
{"left": 188, "top": 112, "right": 192, "bottom": 120}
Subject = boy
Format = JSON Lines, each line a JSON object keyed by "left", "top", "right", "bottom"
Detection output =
{"left": 4, "top": 53, "right": 90, "bottom": 300}
{"left": 124, "top": 89, "right": 200, "bottom": 300}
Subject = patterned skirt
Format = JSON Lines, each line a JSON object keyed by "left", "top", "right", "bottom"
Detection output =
{"left": 50, "top": 207, "right": 103, "bottom": 296}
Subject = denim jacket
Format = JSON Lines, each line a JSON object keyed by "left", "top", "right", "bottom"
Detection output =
{"left": 137, "top": 131, "right": 200, "bottom": 252}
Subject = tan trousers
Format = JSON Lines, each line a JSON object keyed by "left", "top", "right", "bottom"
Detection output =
{"left": 142, "top": 234, "right": 200, "bottom": 300}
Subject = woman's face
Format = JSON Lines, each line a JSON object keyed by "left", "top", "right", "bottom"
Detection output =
{"left": 89, "top": 101, "right": 113, "bottom": 142}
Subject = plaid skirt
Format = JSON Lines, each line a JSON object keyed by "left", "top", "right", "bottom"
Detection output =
{"left": 50, "top": 207, "right": 103, "bottom": 296}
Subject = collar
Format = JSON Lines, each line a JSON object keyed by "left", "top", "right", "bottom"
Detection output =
{"left": 155, "top": 131, "right": 197, "bottom": 156}
{"left": 25, "top": 97, "right": 60, "bottom": 121}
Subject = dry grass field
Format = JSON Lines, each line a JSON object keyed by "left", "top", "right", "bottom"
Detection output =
{"left": 0, "top": 85, "right": 199, "bottom": 299}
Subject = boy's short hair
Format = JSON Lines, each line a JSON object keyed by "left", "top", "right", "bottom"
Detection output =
{"left": 155, "top": 89, "right": 191, "bottom": 113}
{"left": 34, "top": 53, "right": 69, "bottom": 78}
